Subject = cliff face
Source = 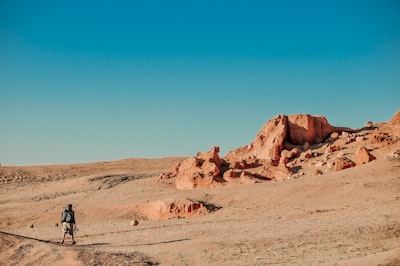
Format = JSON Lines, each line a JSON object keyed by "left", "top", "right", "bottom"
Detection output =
{"left": 225, "top": 114, "right": 351, "bottom": 162}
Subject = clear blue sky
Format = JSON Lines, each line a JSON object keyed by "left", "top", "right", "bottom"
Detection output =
{"left": 1, "top": 0, "right": 399, "bottom": 166}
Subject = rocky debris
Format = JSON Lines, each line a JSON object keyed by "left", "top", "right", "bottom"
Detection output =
{"left": 355, "top": 146, "right": 376, "bottom": 166}
{"left": 243, "top": 160, "right": 291, "bottom": 180}
{"left": 334, "top": 157, "right": 356, "bottom": 171}
{"left": 370, "top": 129, "right": 393, "bottom": 145}
{"left": 279, "top": 148, "right": 300, "bottom": 164}
{"left": 290, "top": 171, "right": 305, "bottom": 179}
{"left": 345, "top": 133, "right": 357, "bottom": 144}
{"left": 386, "top": 150, "right": 400, "bottom": 160}
{"left": 134, "top": 198, "right": 220, "bottom": 220}
{"left": 325, "top": 144, "right": 343, "bottom": 153}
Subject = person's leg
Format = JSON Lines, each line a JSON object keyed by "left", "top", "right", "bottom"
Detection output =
{"left": 61, "top": 232, "right": 67, "bottom": 244}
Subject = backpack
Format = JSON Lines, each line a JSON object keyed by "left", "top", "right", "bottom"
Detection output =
{"left": 63, "top": 210, "right": 74, "bottom": 223}
{"left": 66, "top": 211, "right": 72, "bottom": 223}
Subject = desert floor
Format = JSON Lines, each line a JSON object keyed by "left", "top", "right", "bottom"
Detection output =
{"left": 1, "top": 142, "right": 400, "bottom": 265}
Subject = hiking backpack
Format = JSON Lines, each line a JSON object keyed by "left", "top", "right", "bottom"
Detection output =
{"left": 62, "top": 210, "right": 74, "bottom": 223}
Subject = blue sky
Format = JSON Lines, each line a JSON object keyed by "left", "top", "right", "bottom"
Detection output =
{"left": 1, "top": 0, "right": 399, "bottom": 165}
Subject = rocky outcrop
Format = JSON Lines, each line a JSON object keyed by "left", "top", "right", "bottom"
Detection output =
{"left": 134, "top": 198, "right": 218, "bottom": 220}
{"left": 377, "top": 110, "right": 400, "bottom": 140}
{"left": 225, "top": 114, "right": 351, "bottom": 162}
{"left": 173, "top": 146, "right": 225, "bottom": 190}
{"left": 160, "top": 113, "right": 355, "bottom": 189}
{"left": 169, "top": 146, "right": 290, "bottom": 189}
{"left": 225, "top": 114, "right": 288, "bottom": 162}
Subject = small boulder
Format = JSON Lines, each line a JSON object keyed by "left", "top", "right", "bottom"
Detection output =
{"left": 334, "top": 157, "right": 355, "bottom": 171}
{"left": 313, "top": 169, "right": 323, "bottom": 176}
{"left": 355, "top": 146, "right": 376, "bottom": 166}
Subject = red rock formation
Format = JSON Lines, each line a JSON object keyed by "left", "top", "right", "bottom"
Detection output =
{"left": 355, "top": 146, "right": 376, "bottom": 166}
{"left": 134, "top": 198, "right": 211, "bottom": 220}
{"left": 225, "top": 114, "right": 351, "bottom": 163}
{"left": 225, "top": 114, "right": 288, "bottom": 161}
{"left": 163, "top": 113, "right": 354, "bottom": 189}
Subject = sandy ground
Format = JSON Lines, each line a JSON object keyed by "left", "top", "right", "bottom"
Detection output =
{"left": 1, "top": 143, "right": 400, "bottom": 265}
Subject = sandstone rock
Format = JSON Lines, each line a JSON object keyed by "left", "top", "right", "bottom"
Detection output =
{"left": 223, "top": 169, "right": 240, "bottom": 181}
{"left": 334, "top": 157, "right": 355, "bottom": 171}
{"left": 355, "top": 146, "right": 376, "bottom": 166}
{"left": 280, "top": 148, "right": 301, "bottom": 164}
{"left": 166, "top": 113, "right": 355, "bottom": 189}
{"left": 134, "top": 198, "right": 213, "bottom": 220}
{"left": 239, "top": 171, "right": 257, "bottom": 184}
{"left": 226, "top": 114, "right": 288, "bottom": 162}
{"left": 290, "top": 148, "right": 300, "bottom": 157}
{"left": 364, "top": 121, "right": 374, "bottom": 128}
{"left": 130, "top": 220, "right": 139, "bottom": 226}
{"left": 287, "top": 114, "right": 351, "bottom": 145}
{"left": 329, "top": 132, "right": 340, "bottom": 142}
{"left": 280, "top": 150, "right": 291, "bottom": 164}
{"left": 345, "top": 133, "right": 357, "bottom": 144}
{"left": 245, "top": 160, "right": 291, "bottom": 180}
{"left": 313, "top": 169, "right": 323, "bottom": 176}
{"left": 299, "top": 150, "right": 313, "bottom": 161}
{"left": 341, "top": 132, "right": 350, "bottom": 138}
{"left": 325, "top": 144, "right": 342, "bottom": 154}
{"left": 225, "top": 114, "right": 351, "bottom": 163}
{"left": 174, "top": 146, "right": 225, "bottom": 189}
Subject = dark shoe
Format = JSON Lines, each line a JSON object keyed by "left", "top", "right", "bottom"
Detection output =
{"left": 72, "top": 241, "right": 76, "bottom": 245}
{"left": 60, "top": 241, "right": 64, "bottom": 245}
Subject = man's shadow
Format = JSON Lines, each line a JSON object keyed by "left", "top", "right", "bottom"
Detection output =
{"left": 0, "top": 231, "right": 110, "bottom": 247}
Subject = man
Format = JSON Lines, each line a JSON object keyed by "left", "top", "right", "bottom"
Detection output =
{"left": 60, "top": 204, "right": 76, "bottom": 245}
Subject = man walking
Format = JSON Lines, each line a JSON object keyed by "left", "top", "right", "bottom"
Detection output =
{"left": 61, "top": 204, "right": 76, "bottom": 245}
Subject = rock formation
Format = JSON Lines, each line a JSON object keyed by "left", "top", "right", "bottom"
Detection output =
{"left": 334, "top": 157, "right": 356, "bottom": 171}
{"left": 158, "top": 111, "right": 399, "bottom": 189}
{"left": 355, "top": 146, "right": 376, "bottom": 166}
{"left": 133, "top": 198, "right": 217, "bottom": 220}
{"left": 225, "top": 114, "right": 351, "bottom": 162}
{"left": 376, "top": 110, "right": 400, "bottom": 140}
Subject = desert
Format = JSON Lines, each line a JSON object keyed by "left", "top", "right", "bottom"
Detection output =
{"left": 1, "top": 111, "right": 400, "bottom": 265}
